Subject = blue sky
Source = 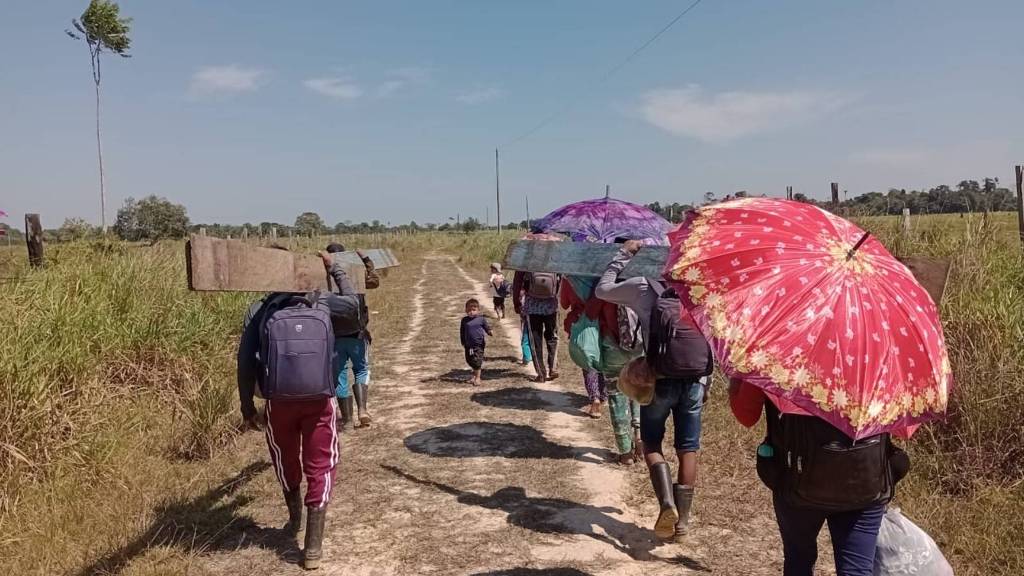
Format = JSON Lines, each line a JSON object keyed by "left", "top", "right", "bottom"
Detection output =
{"left": 2, "top": 1, "right": 1022, "bottom": 228}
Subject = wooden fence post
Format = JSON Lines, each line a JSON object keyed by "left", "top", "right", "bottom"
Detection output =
{"left": 25, "top": 213, "right": 44, "bottom": 267}
{"left": 1015, "top": 165, "right": 1023, "bottom": 248}
{"left": 902, "top": 208, "right": 911, "bottom": 237}
{"left": 831, "top": 182, "right": 840, "bottom": 209}
{"left": 786, "top": 186, "right": 793, "bottom": 201}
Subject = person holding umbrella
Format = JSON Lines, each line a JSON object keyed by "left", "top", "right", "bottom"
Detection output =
{"left": 533, "top": 195, "right": 672, "bottom": 469}
{"left": 665, "top": 198, "right": 949, "bottom": 576}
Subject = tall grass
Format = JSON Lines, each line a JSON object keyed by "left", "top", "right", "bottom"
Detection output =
{"left": 0, "top": 242, "right": 249, "bottom": 517}
{"left": 1, "top": 222, "right": 1021, "bottom": 574}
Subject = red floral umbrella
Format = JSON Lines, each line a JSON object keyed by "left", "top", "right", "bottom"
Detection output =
{"left": 664, "top": 198, "right": 950, "bottom": 439}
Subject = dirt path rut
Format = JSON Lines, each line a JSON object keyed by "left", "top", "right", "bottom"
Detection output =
{"left": 193, "top": 253, "right": 798, "bottom": 576}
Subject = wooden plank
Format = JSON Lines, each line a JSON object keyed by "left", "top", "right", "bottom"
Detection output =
{"left": 186, "top": 235, "right": 398, "bottom": 293}
{"left": 503, "top": 240, "right": 669, "bottom": 278}
{"left": 504, "top": 240, "right": 952, "bottom": 305}
{"left": 25, "top": 214, "right": 44, "bottom": 267}
{"left": 898, "top": 256, "right": 952, "bottom": 305}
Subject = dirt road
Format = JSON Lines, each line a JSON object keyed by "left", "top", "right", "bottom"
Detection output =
{"left": 190, "top": 254, "right": 832, "bottom": 576}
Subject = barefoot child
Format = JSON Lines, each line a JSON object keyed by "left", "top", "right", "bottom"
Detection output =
{"left": 460, "top": 298, "right": 492, "bottom": 386}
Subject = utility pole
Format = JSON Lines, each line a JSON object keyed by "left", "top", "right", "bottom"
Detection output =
{"left": 1016, "top": 165, "right": 1023, "bottom": 248}
{"left": 526, "top": 195, "right": 531, "bottom": 231}
{"left": 606, "top": 184, "right": 611, "bottom": 198}
{"left": 495, "top": 148, "right": 502, "bottom": 234}
{"left": 786, "top": 186, "right": 793, "bottom": 201}
{"left": 831, "top": 182, "right": 840, "bottom": 209}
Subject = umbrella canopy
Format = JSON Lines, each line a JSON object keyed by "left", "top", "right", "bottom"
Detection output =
{"left": 534, "top": 195, "right": 671, "bottom": 244}
{"left": 664, "top": 198, "right": 950, "bottom": 439}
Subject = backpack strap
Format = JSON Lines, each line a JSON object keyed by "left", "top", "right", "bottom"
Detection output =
{"left": 649, "top": 278, "right": 667, "bottom": 297}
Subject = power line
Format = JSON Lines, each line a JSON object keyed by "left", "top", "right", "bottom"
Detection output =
{"left": 502, "top": 0, "right": 705, "bottom": 148}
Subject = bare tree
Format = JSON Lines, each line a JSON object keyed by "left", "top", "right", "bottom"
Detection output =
{"left": 66, "top": 0, "right": 132, "bottom": 234}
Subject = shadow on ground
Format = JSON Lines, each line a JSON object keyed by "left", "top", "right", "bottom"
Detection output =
{"left": 74, "top": 461, "right": 299, "bottom": 576}
{"left": 471, "top": 565, "right": 593, "bottom": 569}
{"left": 384, "top": 465, "right": 706, "bottom": 565}
{"left": 471, "top": 387, "right": 590, "bottom": 417}
{"left": 404, "top": 422, "right": 614, "bottom": 464}
{"left": 421, "top": 367, "right": 520, "bottom": 384}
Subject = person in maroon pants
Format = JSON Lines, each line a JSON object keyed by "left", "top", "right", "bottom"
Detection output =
{"left": 238, "top": 251, "right": 359, "bottom": 570}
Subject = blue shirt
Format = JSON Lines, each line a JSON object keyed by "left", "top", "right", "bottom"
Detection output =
{"left": 460, "top": 315, "right": 492, "bottom": 349}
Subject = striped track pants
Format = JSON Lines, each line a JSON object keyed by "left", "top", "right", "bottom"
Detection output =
{"left": 264, "top": 397, "right": 339, "bottom": 508}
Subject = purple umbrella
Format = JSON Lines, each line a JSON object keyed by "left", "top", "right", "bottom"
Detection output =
{"left": 534, "top": 193, "right": 671, "bottom": 245}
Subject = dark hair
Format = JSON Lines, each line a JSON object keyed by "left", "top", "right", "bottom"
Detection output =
{"left": 325, "top": 243, "right": 346, "bottom": 254}
{"left": 269, "top": 243, "right": 290, "bottom": 251}
{"left": 465, "top": 298, "right": 480, "bottom": 308}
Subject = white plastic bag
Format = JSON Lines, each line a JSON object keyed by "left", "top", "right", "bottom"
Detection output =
{"left": 874, "top": 507, "right": 954, "bottom": 576}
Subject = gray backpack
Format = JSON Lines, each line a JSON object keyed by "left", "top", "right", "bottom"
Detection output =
{"left": 258, "top": 293, "right": 335, "bottom": 400}
{"left": 527, "top": 272, "right": 559, "bottom": 299}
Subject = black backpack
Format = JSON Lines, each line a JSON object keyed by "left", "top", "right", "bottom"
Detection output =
{"left": 645, "top": 281, "right": 713, "bottom": 379}
{"left": 757, "top": 401, "right": 904, "bottom": 512}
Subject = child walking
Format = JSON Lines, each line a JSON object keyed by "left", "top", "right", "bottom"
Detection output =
{"left": 460, "top": 298, "right": 493, "bottom": 386}
{"left": 489, "top": 263, "right": 508, "bottom": 320}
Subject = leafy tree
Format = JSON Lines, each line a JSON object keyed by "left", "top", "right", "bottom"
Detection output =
{"left": 58, "top": 217, "right": 96, "bottom": 242}
{"left": 114, "top": 195, "right": 189, "bottom": 243}
{"left": 66, "top": 0, "right": 132, "bottom": 234}
{"left": 461, "top": 217, "right": 483, "bottom": 233}
{"left": 294, "top": 212, "right": 325, "bottom": 237}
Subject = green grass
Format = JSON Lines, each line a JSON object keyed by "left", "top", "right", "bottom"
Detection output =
{"left": 0, "top": 218, "right": 1022, "bottom": 574}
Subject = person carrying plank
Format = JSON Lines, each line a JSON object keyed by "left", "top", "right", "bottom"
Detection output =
{"left": 237, "top": 251, "right": 364, "bottom": 570}
{"left": 324, "top": 243, "right": 380, "bottom": 431}
{"left": 595, "top": 239, "right": 713, "bottom": 542}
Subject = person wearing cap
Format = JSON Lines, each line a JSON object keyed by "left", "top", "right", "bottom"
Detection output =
{"left": 488, "top": 263, "right": 508, "bottom": 320}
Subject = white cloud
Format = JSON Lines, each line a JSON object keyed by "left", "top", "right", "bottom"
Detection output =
{"left": 374, "top": 67, "right": 431, "bottom": 97}
{"left": 639, "top": 85, "right": 849, "bottom": 143}
{"left": 188, "top": 65, "right": 267, "bottom": 99}
{"left": 304, "top": 76, "right": 363, "bottom": 100}
{"left": 375, "top": 80, "right": 406, "bottom": 98}
{"left": 456, "top": 86, "right": 504, "bottom": 105}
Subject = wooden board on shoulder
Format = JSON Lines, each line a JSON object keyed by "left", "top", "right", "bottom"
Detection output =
{"left": 503, "top": 239, "right": 952, "bottom": 305}
{"left": 186, "top": 235, "right": 398, "bottom": 294}
{"left": 503, "top": 240, "right": 668, "bottom": 278}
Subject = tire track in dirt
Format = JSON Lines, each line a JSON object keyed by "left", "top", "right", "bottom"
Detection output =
{"left": 448, "top": 260, "right": 711, "bottom": 575}
{"left": 196, "top": 254, "right": 734, "bottom": 575}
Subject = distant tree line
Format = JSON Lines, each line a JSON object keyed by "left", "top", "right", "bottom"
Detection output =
{"left": 800, "top": 179, "right": 1017, "bottom": 215}
{"left": 10, "top": 176, "right": 1017, "bottom": 244}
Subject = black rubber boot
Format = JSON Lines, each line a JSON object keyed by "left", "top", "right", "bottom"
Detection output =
{"left": 649, "top": 462, "right": 678, "bottom": 540}
{"left": 303, "top": 505, "right": 327, "bottom": 570}
{"left": 546, "top": 339, "right": 559, "bottom": 380}
{"left": 338, "top": 396, "right": 354, "bottom": 432}
{"left": 673, "top": 484, "right": 694, "bottom": 540}
{"left": 284, "top": 489, "right": 303, "bottom": 537}
{"left": 530, "top": 327, "right": 547, "bottom": 382}
{"left": 354, "top": 384, "right": 372, "bottom": 426}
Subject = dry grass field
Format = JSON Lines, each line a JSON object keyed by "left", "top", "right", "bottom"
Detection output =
{"left": 0, "top": 213, "right": 1021, "bottom": 574}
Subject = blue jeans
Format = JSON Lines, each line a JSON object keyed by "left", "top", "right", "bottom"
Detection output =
{"left": 773, "top": 495, "right": 885, "bottom": 576}
{"left": 334, "top": 337, "right": 370, "bottom": 399}
{"left": 639, "top": 378, "right": 704, "bottom": 453}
